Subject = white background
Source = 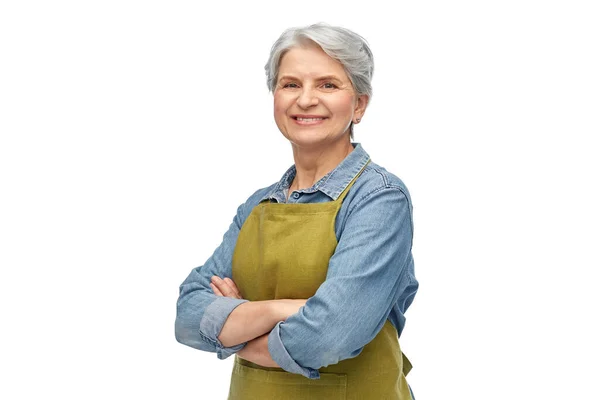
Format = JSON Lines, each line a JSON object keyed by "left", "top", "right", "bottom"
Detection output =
{"left": 1, "top": 1, "right": 598, "bottom": 399}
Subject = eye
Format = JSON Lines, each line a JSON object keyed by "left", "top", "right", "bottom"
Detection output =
{"left": 282, "top": 82, "right": 299, "bottom": 89}
{"left": 322, "top": 82, "right": 338, "bottom": 89}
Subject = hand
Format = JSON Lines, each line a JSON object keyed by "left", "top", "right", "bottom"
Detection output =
{"left": 237, "top": 333, "right": 279, "bottom": 368}
{"left": 210, "top": 276, "right": 306, "bottom": 320}
{"left": 210, "top": 276, "right": 243, "bottom": 299}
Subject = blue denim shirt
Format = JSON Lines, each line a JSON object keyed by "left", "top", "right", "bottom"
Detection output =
{"left": 175, "top": 142, "right": 418, "bottom": 380}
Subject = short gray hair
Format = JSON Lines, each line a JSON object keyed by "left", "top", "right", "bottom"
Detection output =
{"left": 265, "top": 23, "right": 374, "bottom": 139}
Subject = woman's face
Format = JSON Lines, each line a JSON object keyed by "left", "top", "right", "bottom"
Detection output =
{"left": 273, "top": 43, "right": 368, "bottom": 148}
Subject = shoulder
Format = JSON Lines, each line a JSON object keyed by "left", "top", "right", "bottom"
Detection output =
{"left": 334, "top": 159, "right": 415, "bottom": 241}
{"left": 345, "top": 160, "right": 413, "bottom": 212}
{"left": 233, "top": 182, "right": 278, "bottom": 223}
{"left": 245, "top": 183, "right": 277, "bottom": 207}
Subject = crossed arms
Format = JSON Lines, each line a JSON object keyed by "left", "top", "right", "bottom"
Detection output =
{"left": 209, "top": 276, "right": 307, "bottom": 368}
{"left": 175, "top": 186, "right": 416, "bottom": 379}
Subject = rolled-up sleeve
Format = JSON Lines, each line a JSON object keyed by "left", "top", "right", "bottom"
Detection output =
{"left": 268, "top": 320, "right": 321, "bottom": 379}
{"left": 268, "top": 186, "right": 417, "bottom": 378}
{"left": 175, "top": 200, "right": 250, "bottom": 359}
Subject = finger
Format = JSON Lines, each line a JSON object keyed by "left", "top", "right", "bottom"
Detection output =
{"left": 212, "top": 277, "right": 234, "bottom": 297}
{"left": 210, "top": 282, "right": 224, "bottom": 296}
{"left": 223, "top": 277, "right": 242, "bottom": 298}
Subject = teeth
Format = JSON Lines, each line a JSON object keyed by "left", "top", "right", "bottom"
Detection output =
{"left": 296, "top": 117, "right": 324, "bottom": 121}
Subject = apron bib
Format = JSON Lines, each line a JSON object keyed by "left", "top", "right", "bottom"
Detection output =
{"left": 228, "top": 160, "right": 412, "bottom": 399}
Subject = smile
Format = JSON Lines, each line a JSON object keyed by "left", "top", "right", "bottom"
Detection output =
{"left": 293, "top": 117, "right": 327, "bottom": 125}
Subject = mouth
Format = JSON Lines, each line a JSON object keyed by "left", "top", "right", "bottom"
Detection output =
{"left": 292, "top": 115, "right": 327, "bottom": 125}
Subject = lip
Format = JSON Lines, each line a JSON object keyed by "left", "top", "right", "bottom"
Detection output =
{"left": 292, "top": 114, "right": 327, "bottom": 119}
{"left": 291, "top": 115, "right": 328, "bottom": 126}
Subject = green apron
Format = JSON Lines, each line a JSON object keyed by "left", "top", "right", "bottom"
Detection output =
{"left": 228, "top": 160, "right": 413, "bottom": 399}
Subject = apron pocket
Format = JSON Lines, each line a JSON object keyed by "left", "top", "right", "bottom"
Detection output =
{"left": 229, "top": 361, "right": 347, "bottom": 400}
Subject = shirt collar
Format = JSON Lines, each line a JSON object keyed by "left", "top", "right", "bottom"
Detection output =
{"left": 261, "top": 142, "right": 371, "bottom": 203}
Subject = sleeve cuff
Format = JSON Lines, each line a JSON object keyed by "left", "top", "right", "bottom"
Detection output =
{"left": 198, "top": 296, "right": 249, "bottom": 360}
{"left": 267, "top": 321, "right": 320, "bottom": 379}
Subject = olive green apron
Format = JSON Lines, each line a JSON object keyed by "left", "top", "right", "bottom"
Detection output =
{"left": 228, "top": 160, "right": 413, "bottom": 399}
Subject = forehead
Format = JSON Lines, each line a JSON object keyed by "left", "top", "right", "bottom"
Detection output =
{"left": 278, "top": 44, "right": 349, "bottom": 81}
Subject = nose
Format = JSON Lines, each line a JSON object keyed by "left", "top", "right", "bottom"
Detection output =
{"left": 296, "top": 87, "right": 318, "bottom": 109}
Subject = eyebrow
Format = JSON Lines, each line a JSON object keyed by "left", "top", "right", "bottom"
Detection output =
{"left": 278, "top": 74, "right": 343, "bottom": 83}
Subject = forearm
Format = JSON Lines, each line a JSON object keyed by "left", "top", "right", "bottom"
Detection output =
{"left": 218, "top": 300, "right": 281, "bottom": 347}
{"left": 237, "top": 333, "right": 280, "bottom": 368}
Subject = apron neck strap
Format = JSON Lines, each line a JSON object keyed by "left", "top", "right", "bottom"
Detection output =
{"left": 335, "top": 158, "right": 371, "bottom": 205}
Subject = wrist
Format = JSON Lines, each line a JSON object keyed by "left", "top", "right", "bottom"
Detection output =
{"left": 238, "top": 334, "right": 278, "bottom": 368}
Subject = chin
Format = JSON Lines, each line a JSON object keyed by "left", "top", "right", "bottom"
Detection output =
{"left": 288, "top": 131, "right": 330, "bottom": 144}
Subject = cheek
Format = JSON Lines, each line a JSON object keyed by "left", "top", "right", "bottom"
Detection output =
{"left": 327, "top": 93, "right": 356, "bottom": 116}
{"left": 273, "top": 94, "right": 291, "bottom": 131}
{"left": 273, "top": 102, "right": 284, "bottom": 116}
{"left": 273, "top": 93, "right": 288, "bottom": 118}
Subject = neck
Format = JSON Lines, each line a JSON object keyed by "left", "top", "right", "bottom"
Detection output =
{"left": 289, "top": 138, "right": 355, "bottom": 191}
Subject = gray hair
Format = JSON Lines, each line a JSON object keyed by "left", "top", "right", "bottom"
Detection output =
{"left": 264, "top": 23, "right": 374, "bottom": 140}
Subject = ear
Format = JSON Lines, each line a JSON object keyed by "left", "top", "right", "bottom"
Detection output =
{"left": 353, "top": 94, "right": 369, "bottom": 121}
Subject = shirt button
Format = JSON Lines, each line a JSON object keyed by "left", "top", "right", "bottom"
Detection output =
{"left": 293, "top": 192, "right": 300, "bottom": 199}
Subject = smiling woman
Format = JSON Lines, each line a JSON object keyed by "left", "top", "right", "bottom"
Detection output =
{"left": 273, "top": 43, "right": 368, "bottom": 150}
{"left": 273, "top": 42, "right": 370, "bottom": 199}
{"left": 175, "top": 22, "right": 418, "bottom": 400}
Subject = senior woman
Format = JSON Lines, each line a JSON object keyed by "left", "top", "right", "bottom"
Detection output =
{"left": 175, "top": 23, "right": 418, "bottom": 399}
